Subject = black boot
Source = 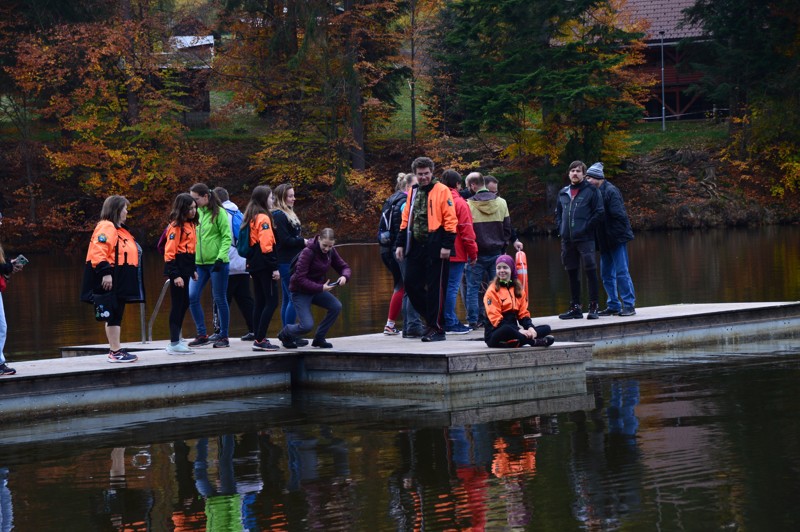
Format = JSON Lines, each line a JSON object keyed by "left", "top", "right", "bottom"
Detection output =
{"left": 558, "top": 304, "right": 583, "bottom": 320}
{"left": 586, "top": 302, "right": 599, "bottom": 320}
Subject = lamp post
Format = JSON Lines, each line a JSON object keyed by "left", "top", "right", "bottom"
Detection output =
{"left": 660, "top": 30, "right": 666, "bottom": 131}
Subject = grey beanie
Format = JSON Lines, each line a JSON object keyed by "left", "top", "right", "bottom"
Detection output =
{"left": 586, "top": 162, "right": 605, "bottom": 179}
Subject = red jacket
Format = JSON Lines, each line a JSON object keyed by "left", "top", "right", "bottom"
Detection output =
{"left": 448, "top": 187, "right": 478, "bottom": 263}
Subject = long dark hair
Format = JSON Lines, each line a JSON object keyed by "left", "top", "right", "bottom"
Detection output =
{"left": 189, "top": 183, "right": 222, "bottom": 221}
{"left": 100, "top": 195, "right": 130, "bottom": 227}
{"left": 243, "top": 185, "right": 274, "bottom": 227}
{"left": 169, "top": 193, "right": 197, "bottom": 227}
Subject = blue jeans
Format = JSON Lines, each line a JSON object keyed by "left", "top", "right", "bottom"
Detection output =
{"left": 600, "top": 243, "right": 636, "bottom": 310}
{"left": 285, "top": 291, "right": 341, "bottom": 340}
{"left": 278, "top": 262, "right": 296, "bottom": 327}
{"left": 0, "top": 293, "right": 7, "bottom": 364}
{"left": 465, "top": 254, "right": 498, "bottom": 324}
{"left": 189, "top": 263, "right": 230, "bottom": 337}
{"left": 444, "top": 261, "right": 466, "bottom": 328}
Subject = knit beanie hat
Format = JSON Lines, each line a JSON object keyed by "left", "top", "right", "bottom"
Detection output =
{"left": 495, "top": 254, "right": 517, "bottom": 280}
{"left": 586, "top": 162, "right": 605, "bottom": 179}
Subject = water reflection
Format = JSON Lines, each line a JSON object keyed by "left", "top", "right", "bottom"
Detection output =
{"left": 4, "top": 358, "right": 800, "bottom": 529}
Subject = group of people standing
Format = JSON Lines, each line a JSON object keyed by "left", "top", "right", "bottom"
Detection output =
{"left": 81, "top": 183, "right": 351, "bottom": 363}
{"left": 379, "top": 156, "right": 637, "bottom": 349}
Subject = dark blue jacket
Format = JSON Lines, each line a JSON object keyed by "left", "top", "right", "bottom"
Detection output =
{"left": 555, "top": 180, "right": 604, "bottom": 243}
{"left": 596, "top": 180, "right": 633, "bottom": 251}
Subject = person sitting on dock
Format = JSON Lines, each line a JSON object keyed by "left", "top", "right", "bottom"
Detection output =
{"left": 483, "top": 255, "right": 554, "bottom": 348}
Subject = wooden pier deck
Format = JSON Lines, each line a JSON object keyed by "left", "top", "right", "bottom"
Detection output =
{"left": 2, "top": 301, "right": 798, "bottom": 422}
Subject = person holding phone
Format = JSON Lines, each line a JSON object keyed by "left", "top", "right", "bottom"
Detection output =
{"left": 277, "top": 228, "right": 351, "bottom": 349}
{"left": 0, "top": 213, "right": 26, "bottom": 375}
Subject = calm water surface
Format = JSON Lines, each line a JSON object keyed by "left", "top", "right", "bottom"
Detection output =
{"left": 1, "top": 226, "right": 799, "bottom": 530}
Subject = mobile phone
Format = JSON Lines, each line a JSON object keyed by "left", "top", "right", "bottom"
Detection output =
{"left": 14, "top": 254, "right": 29, "bottom": 266}
{"left": 326, "top": 280, "right": 340, "bottom": 287}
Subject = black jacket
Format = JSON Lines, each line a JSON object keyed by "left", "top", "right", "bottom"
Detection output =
{"left": 596, "top": 180, "right": 634, "bottom": 251}
{"left": 555, "top": 180, "right": 605, "bottom": 243}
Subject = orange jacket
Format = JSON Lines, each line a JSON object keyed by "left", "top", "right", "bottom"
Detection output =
{"left": 400, "top": 182, "right": 458, "bottom": 234}
{"left": 85, "top": 220, "right": 139, "bottom": 270}
{"left": 250, "top": 213, "right": 276, "bottom": 254}
{"left": 163, "top": 221, "right": 196, "bottom": 262}
{"left": 483, "top": 281, "right": 530, "bottom": 328}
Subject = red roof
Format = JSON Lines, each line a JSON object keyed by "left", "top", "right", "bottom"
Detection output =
{"left": 625, "top": 0, "right": 705, "bottom": 41}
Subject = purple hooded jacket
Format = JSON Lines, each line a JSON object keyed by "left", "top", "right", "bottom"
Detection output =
{"left": 289, "top": 236, "right": 352, "bottom": 294}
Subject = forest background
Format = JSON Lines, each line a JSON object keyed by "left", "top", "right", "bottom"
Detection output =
{"left": 1, "top": 0, "right": 798, "bottom": 251}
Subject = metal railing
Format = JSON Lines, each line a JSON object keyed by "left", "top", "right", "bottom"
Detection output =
{"left": 144, "top": 279, "right": 172, "bottom": 343}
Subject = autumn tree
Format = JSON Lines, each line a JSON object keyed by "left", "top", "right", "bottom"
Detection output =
{"left": 683, "top": 0, "right": 800, "bottom": 195}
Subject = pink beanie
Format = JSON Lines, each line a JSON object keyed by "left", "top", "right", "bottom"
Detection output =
{"left": 495, "top": 254, "right": 516, "bottom": 280}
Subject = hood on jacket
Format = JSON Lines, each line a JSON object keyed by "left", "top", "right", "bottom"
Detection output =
{"left": 469, "top": 191, "right": 503, "bottom": 216}
{"left": 222, "top": 199, "right": 239, "bottom": 212}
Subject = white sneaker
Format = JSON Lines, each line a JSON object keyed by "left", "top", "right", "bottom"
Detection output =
{"left": 166, "top": 342, "right": 195, "bottom": 355}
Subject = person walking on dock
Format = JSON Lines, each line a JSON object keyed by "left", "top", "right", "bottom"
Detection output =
{"left": 278, "top": 228, "right": 351, "bottom": 349}
{"left": 162, "top": 193, "right": 198, "bottom": 355}
{"left": 586, "top": 162, "right": 637, "bottom": 316}
{"left": 483, "top": 255, "right": 554, "bottom": 348}
{"left": 395, "top": 157, "right": 459, "bottom": 342}
{"left": 80, "top": 195, "right": 142, "bottom": 363}
{"left": 555, "top": 161, "right": 605, "bottom": 320}
{"left": 187, "top": 184, "right": 232, "bottom": 348}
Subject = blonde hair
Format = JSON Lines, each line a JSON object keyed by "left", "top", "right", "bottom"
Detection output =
{"left": 0, "top": 242, "right": 5, "bottom": 264}
{"left": 273, "top": 183, "right": 301, "bottom": 226}
{"left": 395, "top": 173, "right": 411, "bottom": 192}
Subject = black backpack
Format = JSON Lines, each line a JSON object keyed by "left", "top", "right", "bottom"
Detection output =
{"left": 377, "top": 191, "right": 406, "bottom": 246}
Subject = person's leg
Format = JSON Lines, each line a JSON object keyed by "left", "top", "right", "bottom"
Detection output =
{"left": 253, "top": 274, "right": 279, "bottom": 340}
{"left": 285, "top": 292, "right": 315, "bottom": 337}
{"left": 0, "top": 294, "right": 7, "bottom": 364}
{"left": 189, "top": 265, "right": 212, "bottom": 336}
{"left": 399, "top": 258, "right": 424, "bottom": 334}
{"left": 229, "top": 274, "right": 255, "bottom": 333}
{"left": 278, "top": 262, "right": 296, "bottom": 327}
{"left": 310, "top": 291, "right": 342, "bottom": 340}
{"left": 251, "top": 273, "right": 268, "bottom": 340}
{"left": 444, "top": 261, "right": 465, "bottom": 328}
{"left": 105, "top": 301, "right": 126, "bottom": 351}
{"left": 423, "top": 253, "right": 450, "bottom": 333}
{"left": 600, "top": 249, "right": 621, "bottom": 312}
{"left": 403, "top": 244, "right": 430, "bottom": 329}
{"left": 465, "top": 261, "right": 482, "bottom": 325}
{"left": 567, "top": 269, "right": 581, "bottom": 305}
{"left": 210, "top": 263, "right": 230, "bottom": 338}
{"left": 614, "top": 244, "right": 636, "bottom": 310}
{"left": 485, "top": 324, "right": 527, "bottom": 347}
{"left": 168, "top": 278, "right": 190, "bottom": 343}
{"left": 476, "top": 254, "right": 497, "bottom": 325}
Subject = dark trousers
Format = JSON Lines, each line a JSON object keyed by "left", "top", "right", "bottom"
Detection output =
{"left": 252, "top": 272, "right": 279, "bottom": 341}
{"left": 228, "top": 274, "right": 255, "bottom": 332}
{"left": 486, "top": 324, "right": 552, "bottom": 348}
{"left": 168, "top": 276, "right": 191, "bottom": 343}
{"left": 404, "top": 241, "right": 450, "bottom": 333}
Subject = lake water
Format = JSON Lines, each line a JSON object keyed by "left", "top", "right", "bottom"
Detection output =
{"left": 1, "top": 226, "right": 799, "bottom": 530}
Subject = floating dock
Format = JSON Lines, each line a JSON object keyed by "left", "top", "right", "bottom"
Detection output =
{"left": 2, "top": 302, "right": 798, "bottom": 422}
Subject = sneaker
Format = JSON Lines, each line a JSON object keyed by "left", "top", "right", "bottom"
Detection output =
{"left": 586, "top": 302, "right": 599, "bottom": 320}
{"left": 108, "top": 350, "right": 138, "bottom": 363}
{"left": 421, "top": 330, "right": 446, "bottom": 342}
{"left": 402, "top": 328, "right": 426, "bottom": 339}
{"left": 598, "top": 307, "right": 621, "bottom": 316}
{"left": 212, "top": 337, "right": 230, "bottom": 348}
{"left": 558, "top": 305, "right": 583, "bottom": 320}
{"left": 188, "top": 335, "right": 211, "bottom": 347}
{"left": 383, "top": 325, "right": 400, "bottom": 335}
{"left": 0, "top": 363, "right": 16, "bottom": 376}
{"left": 312, "top": 337, "right": 333, "bottom": 348}
{"left": 166, "top": 342, "right": 194, "bottom": 355}
{"left": 445, "top": 323, "right": 472, "bottom": 335}
{"left": 295, "top": 338, "right": 309, "bottom": 347}
{"left": 531, "top": 335, "right": 555, "bottom": 347}
{"left": 240, "top": 332, "right": 256, "bottom": 341}
{"left": 277, "top": 329, "right": 297, "bottom": 349}
{"left": 208, "top": 333, "right": 221, "bottom": 342}
{"left": 468, "top": 321, "right": 485, "bottom": 329}
{"left": 253, "top": 339, "right": 280, "bottom": 351}
{"left": 619, "top": 307, "right": 637, "bottom": 317}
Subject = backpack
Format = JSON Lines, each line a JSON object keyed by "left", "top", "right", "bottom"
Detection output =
{"left": 224, "top": 207, "right": 244, "bottom": 245}
{"left": 377, "top": 191, "right": 406, "bottom": 246}
{"left": 156, "top": 224, "right": 170, "bottom": 255}
{"left": 288, "top": 249, "right": 303, "bottom": 278}
{"left": 236, "top": 219, "right": 254, "bottom": 259}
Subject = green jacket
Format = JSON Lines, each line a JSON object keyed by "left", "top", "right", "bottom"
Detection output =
{"left": 196, "top": 206, "right": 232, "bottom": 265}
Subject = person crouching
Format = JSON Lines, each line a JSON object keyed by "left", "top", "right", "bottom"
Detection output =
{"left": 483, "top": 255, "right": 554, "bottom": 348}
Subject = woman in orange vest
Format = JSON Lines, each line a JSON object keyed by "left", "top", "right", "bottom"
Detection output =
{"left": 243, "top": 185, "right": 281, "bottom": 351}
{"left": 163, "top": 193, "right": 198, "bottom": 355}
{"left": 80, "top": 195, "right": 142, "bottom": 362}
{"left": 483, "top": 255, "right": 554, "bottom": 348}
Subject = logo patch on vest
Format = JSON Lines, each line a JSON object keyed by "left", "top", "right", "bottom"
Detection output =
{"left": 262, "top": 222, "right": 270, "bottom": 230}
{"left": 447, "top": 199, "right": 453, "bottom": 206}
{"left": 169, "top": 233, "right": 176, "bottom": 240}
{"left": 98, "top": 234, "right": 107, "bottom": 243}
{"left": 486, "top": 298, "right": 492, "bottom": 306}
